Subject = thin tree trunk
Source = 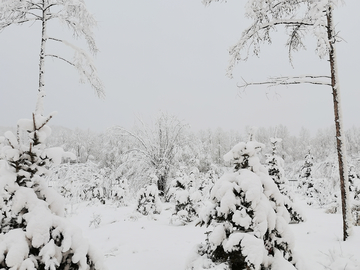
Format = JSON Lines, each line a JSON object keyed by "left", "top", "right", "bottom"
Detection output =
{"left": 35, "top": 1, "right": 47, "bottom": 115}
{"left": 327, "top": 5, "right": 352, "bottom": 241}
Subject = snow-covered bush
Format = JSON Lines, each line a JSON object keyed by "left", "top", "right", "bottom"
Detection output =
{"left": 48, "top": 161, "right": 107, "bottom": 205}
{"left": 266, "top": 138, "right": 305, "bottom": 223}
{"left": 187, "top": 140, "right": 298, "bottom": 270}
{"left": 82, "top": 173, "right": 106, "bottom": 204}
{"left": 111, "top": 177, "right": 129, "bottom": 206}
{"left": 0, "top": 113, "right": 104, "bottom": 270}
{"left": 136, "top": 174, "right": 162, "bottom": 216}
{"left": 168, "top": 171, "right": 202, "bottom": 225}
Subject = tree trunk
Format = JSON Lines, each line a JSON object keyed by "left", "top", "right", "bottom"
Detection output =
{"left": 157, "top": 175, "right": 166, "bottom": 196}
{"left": 326, "top": 5, "right": 352, "bottom": 241}
{"left": 35, "top": 1, "right": 47, "bottom": 115}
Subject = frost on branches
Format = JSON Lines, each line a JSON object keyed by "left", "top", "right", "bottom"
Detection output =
{"left": 187, "top": 140, "right": 298, "bottom": 270}
{"left": 136, "top": 174, "right": 162, "bottom": 216}
{"left": 168, "top": 171, "right": 202, "bottom": 225}
{"left": 0, "top": 113, "right": 104, "bottom": 270}
{"left": 266, "top": 138, "right": 305, "bottom": 224}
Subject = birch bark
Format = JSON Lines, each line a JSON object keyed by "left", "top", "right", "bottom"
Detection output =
{"left": 35, "top": 0, "right": 48, "bottom": 115}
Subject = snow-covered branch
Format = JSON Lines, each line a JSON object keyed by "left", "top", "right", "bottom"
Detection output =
{"left": 114, "top": 127, "right": 151, "bottom": 155}
{"left": 238, "top": 75, "right": 332, "bottom": 89}
{"left": 0, "top": 0, "right": 40, "bottom": 31}
{"left": 123, "top": 148, "right": 154, "bottom": 161}
{"left": 50, "top": 38, "right": 104, "bottom": 98}
{"left": 45, "top": 54, "right": 75, "bottom": 66}
{"left": 217, "top": 1, "right": 337, "bottom": 77}
{"left": 55, "top": 1, "right": 98, "bottom": 54}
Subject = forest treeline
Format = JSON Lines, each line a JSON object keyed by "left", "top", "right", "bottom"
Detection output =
{"left": 2, "top": 113, "right": 357, "bottom": 193}
{"left": 3, "top": 113, "right": 359, "bottom": 195}
{"left": 47, "top": 123, "right": 360, "bottom": 167}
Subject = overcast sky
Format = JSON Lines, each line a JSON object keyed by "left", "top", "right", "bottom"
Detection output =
{"left": 0, "top": 1, "right": 359, "bottom": 136}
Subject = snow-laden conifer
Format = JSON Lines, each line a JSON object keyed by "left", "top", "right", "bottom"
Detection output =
{"left": 136, "top": 174, "right": 162, "bottom": 216}
{"left": 198, "top": 169, "right": 217, "bottom": 200}
{"left": 0, "top": 113, "right": 104, "bottom": 270}
{"left": 266, "top": 138, "right": 305, "bottom": 223}
{"left": 111, "top": 177, "right": 130, "bottom": 207}
{"left": 297, "top": 149, "right": 316, "bottom": 201}
{"left": 297, "top": 150, "right": 335, "bottom": 207}
{"left": 168, "top": 171, "right": 202, "bottom": 225}
{"left": 187, "top": 139, "right": 298, "bottom": 270}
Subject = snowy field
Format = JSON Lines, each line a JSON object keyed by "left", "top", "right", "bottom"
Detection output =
{"left": 68, "top": 197, "right": 360, "bottom": 270}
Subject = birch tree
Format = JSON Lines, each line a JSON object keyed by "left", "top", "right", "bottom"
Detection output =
{"left": 204, "top": 0, "right": 351, "bottom": 240}
{"left": 0, "top": 0, "right": 104, "bottom": 115}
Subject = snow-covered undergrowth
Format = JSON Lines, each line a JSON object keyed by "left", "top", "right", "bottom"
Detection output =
{"left": 67, "top": 196, "right": 360, "bottom": 270}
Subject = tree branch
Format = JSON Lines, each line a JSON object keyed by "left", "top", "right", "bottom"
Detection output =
{"left": 114, "top": 127, "right": 151, "bottom": 155}
{"left": 45, "top": 54, "right": 75, "bottom": 66}
{"left": 0, "top": 18, "right": 37, "bottom": 31}
{"left": 238, "top": 75, "right": 332, "bottom": 89}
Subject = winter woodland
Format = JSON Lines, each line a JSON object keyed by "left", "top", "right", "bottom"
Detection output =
{"left": 1, "top": 0, "right": 360, "bottom": 270}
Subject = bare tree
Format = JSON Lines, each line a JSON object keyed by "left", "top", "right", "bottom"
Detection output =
{"left": 204, "top": 0, "right": 351, "bottom": 240}
{"left": 0, "top": 0, "right": 104, "bottom": 114}
{"left": 114, "top": 113, "right": 188, "bottom": 195}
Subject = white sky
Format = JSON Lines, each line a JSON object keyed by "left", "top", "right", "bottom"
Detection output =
{"left": 0, "top": 1, "right": 359, "bottom": 135}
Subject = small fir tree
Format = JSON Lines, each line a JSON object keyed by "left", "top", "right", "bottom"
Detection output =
{"left": 111, "top": 177, "right": 129, "bottom": 207}
{"left": 348, "top": 166, "right": 360, "bottom": 225}
{"left": 349, "top": 165, "right": 360, "bottom": 200}
{"left": 187, "top": 140, "right": 298, "bottom": 270}
{"left": 84, "top": 173, "right": 106, "bottom": 205}
{"left": 0, "top": 113, "right": 104, "bottom": 270}
{"left": 198, "top": 169, "right": 217, "bottom": 200}
{"left": 136, "top": 174, "right": 162, "bottom": 216}
{"left": 168, "top": 171, "right": 202, "bottom": 225}
{"left": 266, "top": 138, "right": 305, "bottom": 223}
{"left": 298, "top": 149, "right": 317, "bottom": 202}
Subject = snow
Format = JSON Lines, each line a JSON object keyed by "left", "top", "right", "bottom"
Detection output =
{"left": 39, "top": 239, "right": 61, "bottom": 270}
{"left": 4, "top": 130, "right": 18, "bottom": 148}
{"left": 239, "top": 234, "right": 267, "bottom": 268}
{"left": 62, "top": 198, "right": 360, "bottom": 270}
{"left": 209, "top": 224, "right": 226, "bottom": 248}
{"left": 232, "top": 209, "right": 252, "bottom": 230}
{"left": 43, "top": 147, "right": 76, "bottom": 165}
{"left": 0, "top": 229, "right": 29, "bottom": 268}
{"left": 68, "top": 203, "right": 207, "bottom": 270}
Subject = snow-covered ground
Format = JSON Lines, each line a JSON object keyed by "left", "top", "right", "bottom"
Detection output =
{"left": 68, "top": 198, "right": 360, "bottom": 270}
